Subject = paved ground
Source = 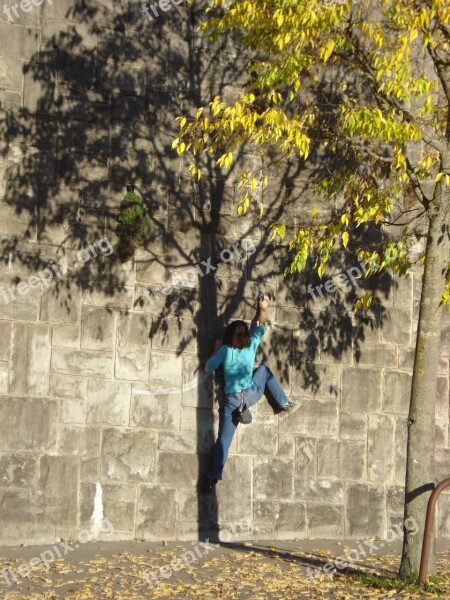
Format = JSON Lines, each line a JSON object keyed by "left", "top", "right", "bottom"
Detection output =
{"left": 0, "top": 538, "right": 448, "bottom": 599}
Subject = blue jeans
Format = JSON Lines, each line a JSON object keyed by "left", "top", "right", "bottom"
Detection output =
{"left": 207, "top": 364, "right": 289, "bottom": 480}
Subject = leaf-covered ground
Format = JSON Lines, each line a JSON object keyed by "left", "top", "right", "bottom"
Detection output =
{"left": 0, "top": 539, "right": 448, "bottom": 599}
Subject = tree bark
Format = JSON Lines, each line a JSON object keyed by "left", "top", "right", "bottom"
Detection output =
{"left": 398, "top": 151, "right": 450, "bottom": 580}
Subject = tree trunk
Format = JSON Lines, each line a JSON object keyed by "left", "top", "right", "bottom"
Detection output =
{"left": 398, "top": 158, "right": 450, "bottom": 580}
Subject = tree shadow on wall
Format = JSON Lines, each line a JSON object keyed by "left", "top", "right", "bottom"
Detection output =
{"left": 0, "top": 0, "right": 395, "bottom": 548}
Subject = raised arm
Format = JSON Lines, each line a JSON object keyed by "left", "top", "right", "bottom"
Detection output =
{"left": 258, "top": 294, "right": 269, "bottom": 326}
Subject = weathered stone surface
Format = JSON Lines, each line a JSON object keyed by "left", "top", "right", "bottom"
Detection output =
{"left": 274, "top": 502, "right": 307, "bottom": 537}
{"left": 291, "top": 363, "right": 340, "bottom": 398}
{"left": 150, "top": 315, "right": 196, "bottom": 353}
{"left": 216, "top": 456, "right": 252, "bottom": 520}
{"left": 295, "top": 480, "right": 344, "bottom": 504}
{"left": 150, "top": 351, "right": 182, "bottom": 387}
{"left": 0, "top": 489, "right": 35, "bottom": 543}
{"left": 318, "top": 440, "right": 366, "bottom": 481}
{"left": 281, "top": 398, "right": 338, "bottom": 436}
{"left": 0, "top": 454, "right": 36, "bottom": 488}
{"left": 0, "top": 397, "right": 58, "bottom": 452}
{"left": 49, "top": 373, "right": 88, "bottom": 399}
{"left": 394, "top": 417, "right": 408, "bottom": 484}
{"left": 37, "top": 456, "right": 78, "bottom": 527}
{"left": 254, "top": 458, "right": 293, "bottom": 501}
{"left": 115, "top": 312, "right": 151, "bottom": 381}
{"left": 346, "top": 484, "right": 385, "bottom": 538}
{"left": 340, "top": 412, "right": 367, "bottom": 440}
{"left": 237, "top": 422, "right": 278, "bottom": 455}
{"left": 52, "top": 324, "right": 80, "bottom": 348}
{"left": 81, "top": 306, "right": 115, "bottom": 351}
{"left": 383, "top": 371, "right": 411, "bottom": 414}
{"left": 80, "top": 482, "right": 135, "bottom": 533}
{"left": 0, "top": 361, "right": 8, "bottom": 393}
{"left": 137, "top": 486, "right": 177, "bottom": 540}
{"left": 59, "top": 425, "right": 101, "bottom": 456}
{"left": 354, "top": 342, "right": 397, "bottom": 368}
{"left": 61, "top": 398, "right": 86, "bottom": 424}
{"left": 101, "top": 428, "right": 157, "bottom": 483}
{"left": 0, "top": 320, "right": 11, "bottom": 360}
{"left": 368, "top": 414, "right": 395, "bottom": 483}
{"left": 87, "top": 380, "right": 131, "bottom": 426}
{"left": 157, "top": 452, "right": 199, "bottom": 486}
{"left": 380, "top": 308, "right": 412, "bottom": 346}
{"left": 51, "top": 348, "right": 113, "bottom": 378}
{"left": 11, "top": 323, "right": 50, "bottom": 395}
{"left": 130, "top": 385, "right": 180, "bottom": 430}
{"left": 40, "top": 285, "right": 82, "bottom": 324}
{"left": 307, "top": 504, "right": 344, "bottom": 537}
{"left": 295, "top": 437, "right": 317, "bottom": 477}
{"left": 342, "top": 367, "right": 382, "bottom": 412}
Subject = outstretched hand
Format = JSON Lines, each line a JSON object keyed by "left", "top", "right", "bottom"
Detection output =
{"left": 259, "top": 294, "right": 270, "bottom": 309}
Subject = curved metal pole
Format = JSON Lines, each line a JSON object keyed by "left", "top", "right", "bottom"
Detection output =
{"left": 418, "top": 477, "right": 450, "bottom": 585}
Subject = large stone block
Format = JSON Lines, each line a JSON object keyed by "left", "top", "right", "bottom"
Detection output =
{"left": 0, "top": 23, "right": 39, "bottom": 59}
{"left": 318, "top": 440, "right": 366, "bottom": 481}
{"left": 150, "top": 351, "right": 182, "bottom": 387}
{"left": 216, "top": 456, "right": 252, "bottom": 521}
{"left": 0, "top": 361, "right": 8, "bottom": 394}
{"left": 274, "top": 502, "right": 307, "bottom": 537}
{"left": 181, "top": 354, "right": 213, "bottom": 409}
{"left": 340, "top": 412, "right": 367, "bottom": 440}
{"left": 61, "top": 398, "right": 86, "bottom": 424}
{"left": 130, "top": 385, "right": 180, "bottom": 430}
{"left": 380, "top": 308, "right": 412, "bottom": 346}
{"left": 295, "top": 480, "right": 345, "bottom": 504}
{"left": 49, "top": 373, "right": 88, "bottom": 399}
{"left": 368, "top": 414, "right": 395, "bottom": 483}
{"left": 80, "top": 482, "right": 135, "bottom": 533}
{"left": 40, "top": 285, "right": 82, "bottom": 324}
{"left": 0, "top": 276, "right": 39, "bottom": 320}
{"left": 0, "top": 396, "right": 58, "bottom": 452}
{"left": 101, "top": 428, "right": 157, "bottom": 483}
{"left": 11, "top": 323, "right": 49, "bottom": 395}
{"left": 307, "top": 504, "right": 344, "bottom": 537}
{"left": 291, "top": 363, "right": 340, "bottom": 398}
{"left": 51, "top": 348, "right": 113, "bottom": 378}
{"left": 115, "top": 312, "right": 152, "bottom": 381}
{"left": 0, "top": 453, "right": 36, "bottom": 487}
{"left": 81, "top": 306, "right": 115, "bottom": 351}
{"left": 0, "top": 320, "right": 11, "bottom": 361}
{"left": 354, "top": 342, "right": 397, "bottom": 368}
{"left": 237, "top": 422, "right": 278, "bottom": 455}
{"left": 436, "top": 376, "right": 449, "bottom": 419}
{"left": 59, "top": 425, "right": 101, "bottom": 456}
{"left": 342, "top": 367, "right": 382, "bottom": 412}
{"left": 383, "top": 371, "right": 412, "bottom": 414}
{"left": 254, "top": 458, "right": 293, "bottom": 501}
{"left": 37, "top": 456, "right": 78, "bottom": 527}
{"left": 87, "top": 379, "right": 131, "bottom": 426}
{"left": 52, "top": 324, "right": 80, "bottom": 348}
{"left": 346, "top": 484, "right": 385, "bottom": 538}
{"left": 0, "top": 489, "right": 35, "bottom": 543}
{"left": 294, "top": 437, "right": 317, "bottom": 477}
{"left": 150, "top": 315, "right": 196, "bottom": 353}
{"left": 137, "top": 486, "right": 177, "bottom": 540}
{"left": 281, "top": 398, "right": 338, "bottom": 436}
{"left": 157, "top": 452, "right": 199, "bottom": 486}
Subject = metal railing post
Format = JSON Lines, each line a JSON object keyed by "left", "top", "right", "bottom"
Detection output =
{"left": 418, "top": 477, "right": 450, "bottom": 585}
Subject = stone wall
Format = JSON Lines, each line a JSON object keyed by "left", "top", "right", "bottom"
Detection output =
{"left": 0, "top": 0, "right": 448, "bottom": 545}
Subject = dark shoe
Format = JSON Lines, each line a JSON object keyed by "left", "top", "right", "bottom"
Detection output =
{"left": 281, "top": 401, "right": 294, "bottom": 412}
{"left": 203, "top": 477, "right": 218, "bottom": 493}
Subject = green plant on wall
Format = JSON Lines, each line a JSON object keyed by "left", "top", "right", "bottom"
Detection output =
{"left": 116, "top": 185, "right": 148, "bottom": 262}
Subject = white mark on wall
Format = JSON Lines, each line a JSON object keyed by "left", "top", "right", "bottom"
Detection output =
{"left": 91, "top": 482, "right": 104, "bottom": 539}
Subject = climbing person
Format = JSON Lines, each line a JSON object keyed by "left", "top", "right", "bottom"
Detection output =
{"left": 203, "top": 294, "right": 294, "bottom": 493}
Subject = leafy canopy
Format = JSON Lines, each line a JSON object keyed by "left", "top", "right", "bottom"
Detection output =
{"left": 173, "top": 0, "right": 450, "bottom": 306}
